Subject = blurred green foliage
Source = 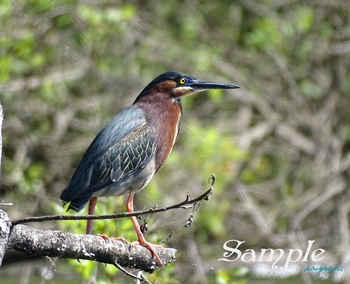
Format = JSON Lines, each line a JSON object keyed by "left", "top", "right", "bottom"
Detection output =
{"left": 215, "top": 267, "right": 249, "bottom": 284}
{"left": 1, "top": 0, "right": 350, "bottom": 283}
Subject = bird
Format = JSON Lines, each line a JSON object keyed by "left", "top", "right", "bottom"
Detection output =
{"left": 60, "top": 71, "right": 240, "bottom": 265}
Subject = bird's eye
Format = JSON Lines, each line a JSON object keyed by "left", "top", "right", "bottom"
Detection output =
{"left": 179, "top": 77, "right": 186, "bottom": 85}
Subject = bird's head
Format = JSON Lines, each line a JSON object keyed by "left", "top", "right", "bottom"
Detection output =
{"left": 134, "top": 71, "right": 240, "bottom": 103}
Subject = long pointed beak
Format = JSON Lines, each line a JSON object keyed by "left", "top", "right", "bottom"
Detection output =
{"left": 189, "top": 79, "right": 241, "bottom": 90}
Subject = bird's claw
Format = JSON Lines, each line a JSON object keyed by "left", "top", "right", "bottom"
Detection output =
{"left": 130, "top": 240, "right": 163, "bottom": 248}
{"left": 97, "top": 235, "right": 163, "bottom": 265}
{"left": 131, "top": 240, "right": 164, "bottom": 265}
{"left": 96, "top": 234, "right": 110, "bottom": 241}
{"left": 97, "top": 234, "right": 128, "bottom": 244}
{"left": 110, "top": 236, "right": 128, "bottom": 243}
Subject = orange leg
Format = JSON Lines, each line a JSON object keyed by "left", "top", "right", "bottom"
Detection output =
{"left": 88, "top": 197, "right": 124, "bottom": 241}
{"left": 86, "top": 197, "right": 98, "bottom": 234}
{"left": 126, "top": 190, "right": 163, "bottom": 265}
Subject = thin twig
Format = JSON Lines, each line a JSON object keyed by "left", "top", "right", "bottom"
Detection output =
{"left": 113, "top": 260, "right": 143, "bottom": 281}
{"left": 11, "top": 174, "right": 215, "bottom": 226}
{"left": 0, "top": 203, "right": 13, "bottom": 206}
{"left": 138, "top": 271, "right": 153, "bottom": 284}
{"left": 160, "top": 231, "right": 174, "bottom": 245}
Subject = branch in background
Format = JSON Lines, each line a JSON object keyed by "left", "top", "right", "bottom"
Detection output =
{"left": 0, "top": 67, "right": 88, "bottom": 93}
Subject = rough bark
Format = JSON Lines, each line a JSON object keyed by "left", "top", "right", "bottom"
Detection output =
{"left": 0, "top": 210, "right": 11, "bottom": 266}
{"left": 0, "top": 102, "right": 2, "bottom": 175}
{"left": 0, "top": 212, "right": 176, "bottom": 272}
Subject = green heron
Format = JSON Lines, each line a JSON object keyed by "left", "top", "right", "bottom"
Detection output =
{"left": 60, "top": 71, "right": 240, "bottom": 265}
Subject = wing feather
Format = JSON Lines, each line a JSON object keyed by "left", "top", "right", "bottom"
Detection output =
{"left": 60, "top": 106, "right": 156, "bottom": 211}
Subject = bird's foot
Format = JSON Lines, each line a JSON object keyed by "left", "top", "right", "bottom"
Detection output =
{"left": 96, "top": 233, "right": 110, "bottom": 241}
{"left": 110, "top": 236, "right": 128, "bottom": 243}
{"left": 130, "top": 240, "right": 163, "bottom": 248}
{"left": 97, "top": 235, "right": 163, "bottom": 264}
{"left": 131, "top": 240, "right": 163, "bottom": 265}
{"left": 97, "top": 234, "right": 128, "bottom": 243}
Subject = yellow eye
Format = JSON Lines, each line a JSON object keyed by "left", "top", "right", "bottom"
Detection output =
{"left": 179, "top": 77, "right": 186, "bottom": 85}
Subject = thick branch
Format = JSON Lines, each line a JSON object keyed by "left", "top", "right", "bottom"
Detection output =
{"left": 7, "top": 223, "right": 176, "bottom": 273}
{"left": 1, "top": 176, "right": 215, "bottom": 272}
{"left": 0, "top": 210, "right": 11, "bottom": 266}
{"left": 0, "top": 101, "right": 2, "bottom": 175}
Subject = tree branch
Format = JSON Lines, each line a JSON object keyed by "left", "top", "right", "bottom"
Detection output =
{"left": 0, "top": 175, "right": 215, "bottom": 274}
{"left": 0, "top": 210, "right": 11, "bottom": 266}
{"left": 12, "top": 175, "right": 215, "bottom": 225}
{"left": 6, "top": 223, "right": 176, "bottom": 273}
{"left": 0, "top": 101, "right": 2, "bottom": 176}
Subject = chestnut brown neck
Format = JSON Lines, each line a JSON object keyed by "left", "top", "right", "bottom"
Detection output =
{"left": 134, "top": 92, "right": 182, "bottom": 173}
